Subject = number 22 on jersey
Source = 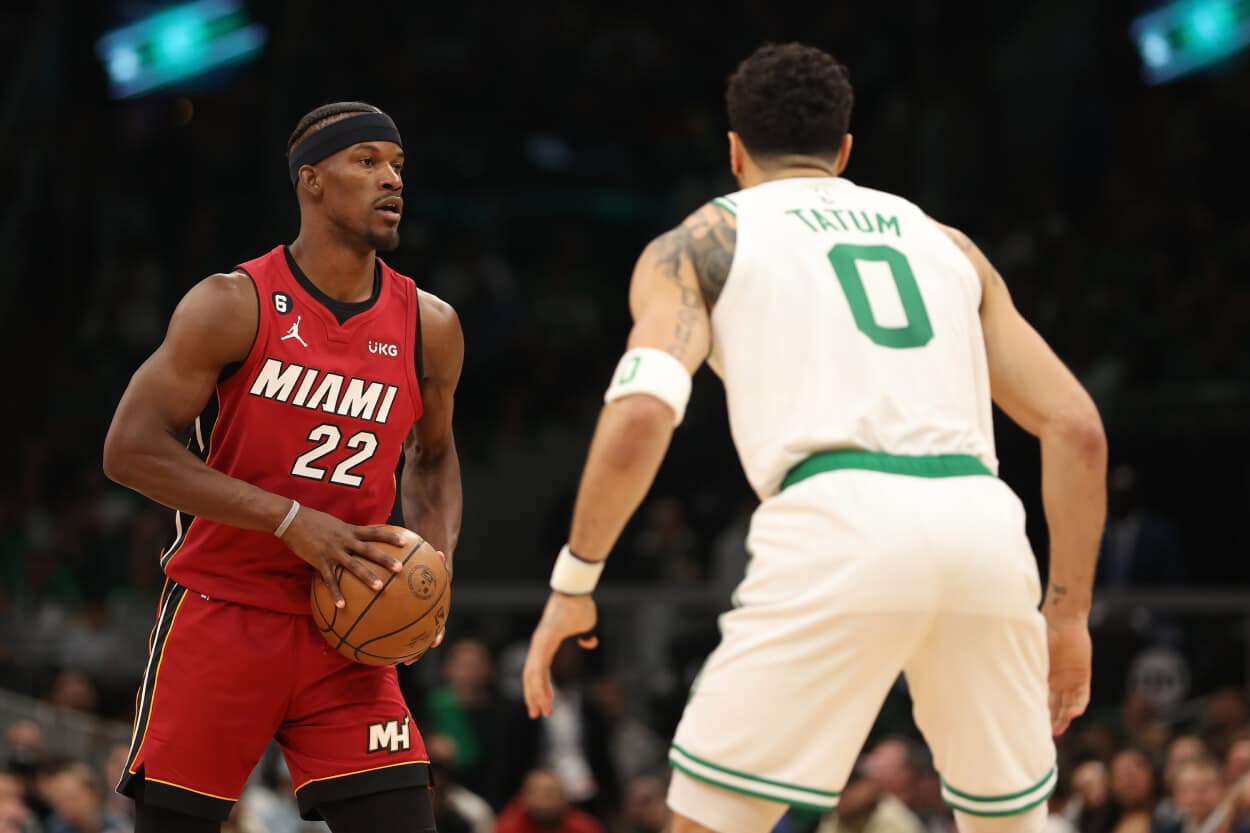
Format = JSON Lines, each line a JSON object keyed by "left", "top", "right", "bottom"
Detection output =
{"left": 291, "top": 425, "right": 379, "bottom": 488}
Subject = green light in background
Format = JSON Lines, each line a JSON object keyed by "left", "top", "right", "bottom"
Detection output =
{"left": 1131, "top": 0, "right": 1250, "bottom": 83}
{"left": 96, "top": 0, "right": 267, "bottom": 98}
{"left": 1187, "top": 0, "right": 1236, "bottom": 49}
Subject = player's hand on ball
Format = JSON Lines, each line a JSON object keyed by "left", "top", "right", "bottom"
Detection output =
{"left": 280, "top": 506, "right": 408, "bottom": 609}
{"left": 403, "top": 550, "right": 449, "bottom": 665}
{"left": 1044, "top": 614, "right": 1092, "bottom": 736}
{"left": 522, "top": 592, "right": 599, "bottom": 719}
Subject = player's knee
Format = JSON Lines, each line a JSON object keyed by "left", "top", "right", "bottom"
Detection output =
{"left": 954, "top": 803, "right": 1048, "bottom": 833}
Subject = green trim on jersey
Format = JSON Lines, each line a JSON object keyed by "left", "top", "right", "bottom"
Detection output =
{"left": 781, "top": 450, "right": 992, "bottom": 491}
{"left": 711, "top": 197, "right": 737, "bottom": 216}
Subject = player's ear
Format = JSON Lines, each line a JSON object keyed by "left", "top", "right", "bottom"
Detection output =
{"left": 297, "top": 166, "right": 323, "bottom": 199}
{"left": 728, "top": 131, "right": 746, "bottom": 179}
{"left": 835, "top": 133, "right": 853, "bottom": 176}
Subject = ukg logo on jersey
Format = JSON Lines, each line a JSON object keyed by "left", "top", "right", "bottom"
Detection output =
{"left": 368, "top": 341, "right": 399, "bottom": 357}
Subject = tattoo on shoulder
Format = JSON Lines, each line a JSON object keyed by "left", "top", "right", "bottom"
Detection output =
{"left": 680, "top": 203, "right": 738, "bottom": 308}
{"left": 644, "top": 203, "right": 735, "bottom": 359}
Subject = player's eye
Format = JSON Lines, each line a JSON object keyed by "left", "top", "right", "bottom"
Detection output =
{"left": 360, "top": 157, "right": 374, "bottom": 168}
{"left": 391, "top": 162, "right": 404, "bottom": 174}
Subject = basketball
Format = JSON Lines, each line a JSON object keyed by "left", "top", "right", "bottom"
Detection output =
{"left": 311, "top": 526, "right": 450, "bottom": 667}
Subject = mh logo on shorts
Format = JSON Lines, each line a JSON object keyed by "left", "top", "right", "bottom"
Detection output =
{"left": 368, "top": 716, "right": 411, "bottom": 754}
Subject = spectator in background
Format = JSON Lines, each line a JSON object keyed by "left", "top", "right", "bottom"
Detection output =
{"left": 1203, "top": 689, "right": 1250, "bottom": 763}
{"left": 0, "top": 795, "right": 38, "bottom": 833}
{"left": 42, "top": 673, "right": 97, "bottom": 715}
{"left": 1158, "top": 736, "right": 1210, "bottom": 827}
{"left": 1064, "top": 760, "right": 1116, "bottom": 833}
{"left": 428, "top": 757, "right": 493, "bottom": 833}
{"left": 3, "top": 722, "right": 46, "bottom": 819}
{"left": 1157, "top": 758, "right": 1224, "bottom": 833}
{"left": 815, "top": 767, "right": 926, "bottom": 833}
{"left": 1096, "top": 465, "right": 1183, "bottom": 590}
{"left": 39, "top": 762, "right": 128, "bottom": 833}
{"left": 1226, "top": 735, "right": 1250, "bottom": 787}
{"left": 589, "top": 679, "right": 666, "bottom": 791}
{"left": 1107, "top": 748, "right": 1156, "bottom": 833}
{"left": 495, "top": 642, "right": 617, "bottom": 816}
{"left": 495, "top": 769, "right": 605, "bottom": 833}
{"left": 619, "top": 774, "right": 667, "bottom": 833}
{"left": 425, "top": 638, "right": 501, "bottom": 796}
{"left": 99, "top": 745, "right": 131, "bottom": 829}
{"left": 862, "top": 738, "right": 923, "bottom": 808}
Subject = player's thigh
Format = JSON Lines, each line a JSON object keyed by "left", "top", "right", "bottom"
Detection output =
{"left": 671, "top": 602, "right": 930, "bottom": 817}
{"left": 904, "top": 610, "right": 1055, "bottom": 821}
{"left": 318, "top": 786, "right": 436, "bottom": 833}
{"left": 120, "top": 585, "right": 291, "bottom": 821}
{"left": 280, "top": 619, "right": 431, "bottom": 822}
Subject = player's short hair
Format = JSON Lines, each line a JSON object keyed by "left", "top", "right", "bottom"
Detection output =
{"left": 287, "top": 101, "right": 384, "bottom": 153}
{"left": 726, "top": 43, "right": 853, "bottom": 161}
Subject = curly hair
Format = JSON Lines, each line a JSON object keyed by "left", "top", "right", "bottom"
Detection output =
{"left": 726, "top": 43, "right": 853, "bottom": 161}
{"left": 287, "top": 101, "right": 383, "bottom": 153}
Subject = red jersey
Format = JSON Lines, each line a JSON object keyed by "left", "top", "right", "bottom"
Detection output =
{"left": 164, "top": 245, "right": 424, "bottom": 614}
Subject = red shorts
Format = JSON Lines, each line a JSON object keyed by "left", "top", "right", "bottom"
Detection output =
{"left": 118, "top": 581, "right": 430, "bottom": 821}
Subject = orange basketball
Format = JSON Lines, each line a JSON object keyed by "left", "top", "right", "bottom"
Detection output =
{"left": 310, "top": 526, "right": 450, "bottom": 666}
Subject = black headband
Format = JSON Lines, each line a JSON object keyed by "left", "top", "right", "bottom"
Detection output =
{"left": 287, "top": 112, "right": 403, "bottom": 185}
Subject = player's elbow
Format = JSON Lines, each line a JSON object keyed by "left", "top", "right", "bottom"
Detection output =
{"left": 1045, "top": 401, "right": 1107, "bottom": 464}
{"left": 616, "top": 393, "right": 677, "bottom": 433}
{"left": 102, "top": 425, "right": 142, "bottom": 486}
{"left": 602, "top": 395, "right": 675, "bottom": 465}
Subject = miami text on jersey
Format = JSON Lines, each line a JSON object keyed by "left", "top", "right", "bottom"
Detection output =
{"left": 248, "top": 358, "right": 400, "bottom": 425}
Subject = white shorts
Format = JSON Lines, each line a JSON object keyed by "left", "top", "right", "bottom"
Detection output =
{"left": 668, "top": 468, "right": 1056, "bottom": 832}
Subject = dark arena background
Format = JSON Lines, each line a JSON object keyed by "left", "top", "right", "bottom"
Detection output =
{"left": 1, "top": 1, "right": 1248, "bottom": 832}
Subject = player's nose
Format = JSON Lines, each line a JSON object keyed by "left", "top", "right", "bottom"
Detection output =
{"left": 380, "top": 165, "right": 402, "bottom": 191}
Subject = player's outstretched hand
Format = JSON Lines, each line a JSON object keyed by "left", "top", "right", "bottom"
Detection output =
{"left": 280, "top": 506, "right": 408, "bottom": 609}
{"left": 522, "top": 592, "right": 599, "bottom": 719}
{"left": 1044, "top": 613, "right": 1092, "bottom": 736}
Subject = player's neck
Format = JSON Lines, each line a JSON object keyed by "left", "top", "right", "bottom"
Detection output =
{"left": 756, "top": 165, "right": 838, "bottom": 186}
{"left": 288, "top": 231, "right": 377, "bottom": 303}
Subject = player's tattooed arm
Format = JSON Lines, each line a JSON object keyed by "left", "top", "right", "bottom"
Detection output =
{"left": 653, "top": 202, "right": 738, "bottom": 308}
{"left": 630, "top": 222, "right": 713, "bottom": 370}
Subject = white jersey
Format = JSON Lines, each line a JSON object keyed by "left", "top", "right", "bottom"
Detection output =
{"left": 707, "top": 176, "right": 996, "bottom": 498}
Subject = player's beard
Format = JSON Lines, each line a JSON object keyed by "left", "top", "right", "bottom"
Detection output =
{"left": 366, "top": 226, "right": 400, "bottom": 252}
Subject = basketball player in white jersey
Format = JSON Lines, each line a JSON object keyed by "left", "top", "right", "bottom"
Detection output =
{"left": 521, "top": 42, "right": 1106, "bottom": 833}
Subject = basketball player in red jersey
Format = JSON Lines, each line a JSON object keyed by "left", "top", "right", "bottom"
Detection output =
{"left": 102, "top": 102, "right": 463, "bottom": 833}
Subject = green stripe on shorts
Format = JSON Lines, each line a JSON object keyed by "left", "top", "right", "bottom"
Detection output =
{"left": 669, "top": 744, "right": 838, "bottom": 811}
{"left": 941, "top": 766, "right": 1057, "bottom": 817}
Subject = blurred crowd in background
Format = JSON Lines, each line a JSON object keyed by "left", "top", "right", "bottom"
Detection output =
{"left": 0, "top": 0, "right": 1248, "bottom": 831}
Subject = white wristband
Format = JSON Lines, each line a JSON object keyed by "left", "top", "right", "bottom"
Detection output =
{"left": 604, "top": 347, "right": 692, "bottom": 426}
{"left": 549, "top": 545, "right": 606, "bottom": 595}
{"left": 274, "top": 499, "right": 301, "bottom": 538}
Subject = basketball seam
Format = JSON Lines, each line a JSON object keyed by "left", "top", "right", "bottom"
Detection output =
{"left": 333, "top": 536, "right": 424, "bottom": 650}
{"left": 351, "top": 577, "right": 449, "bottom": 654}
